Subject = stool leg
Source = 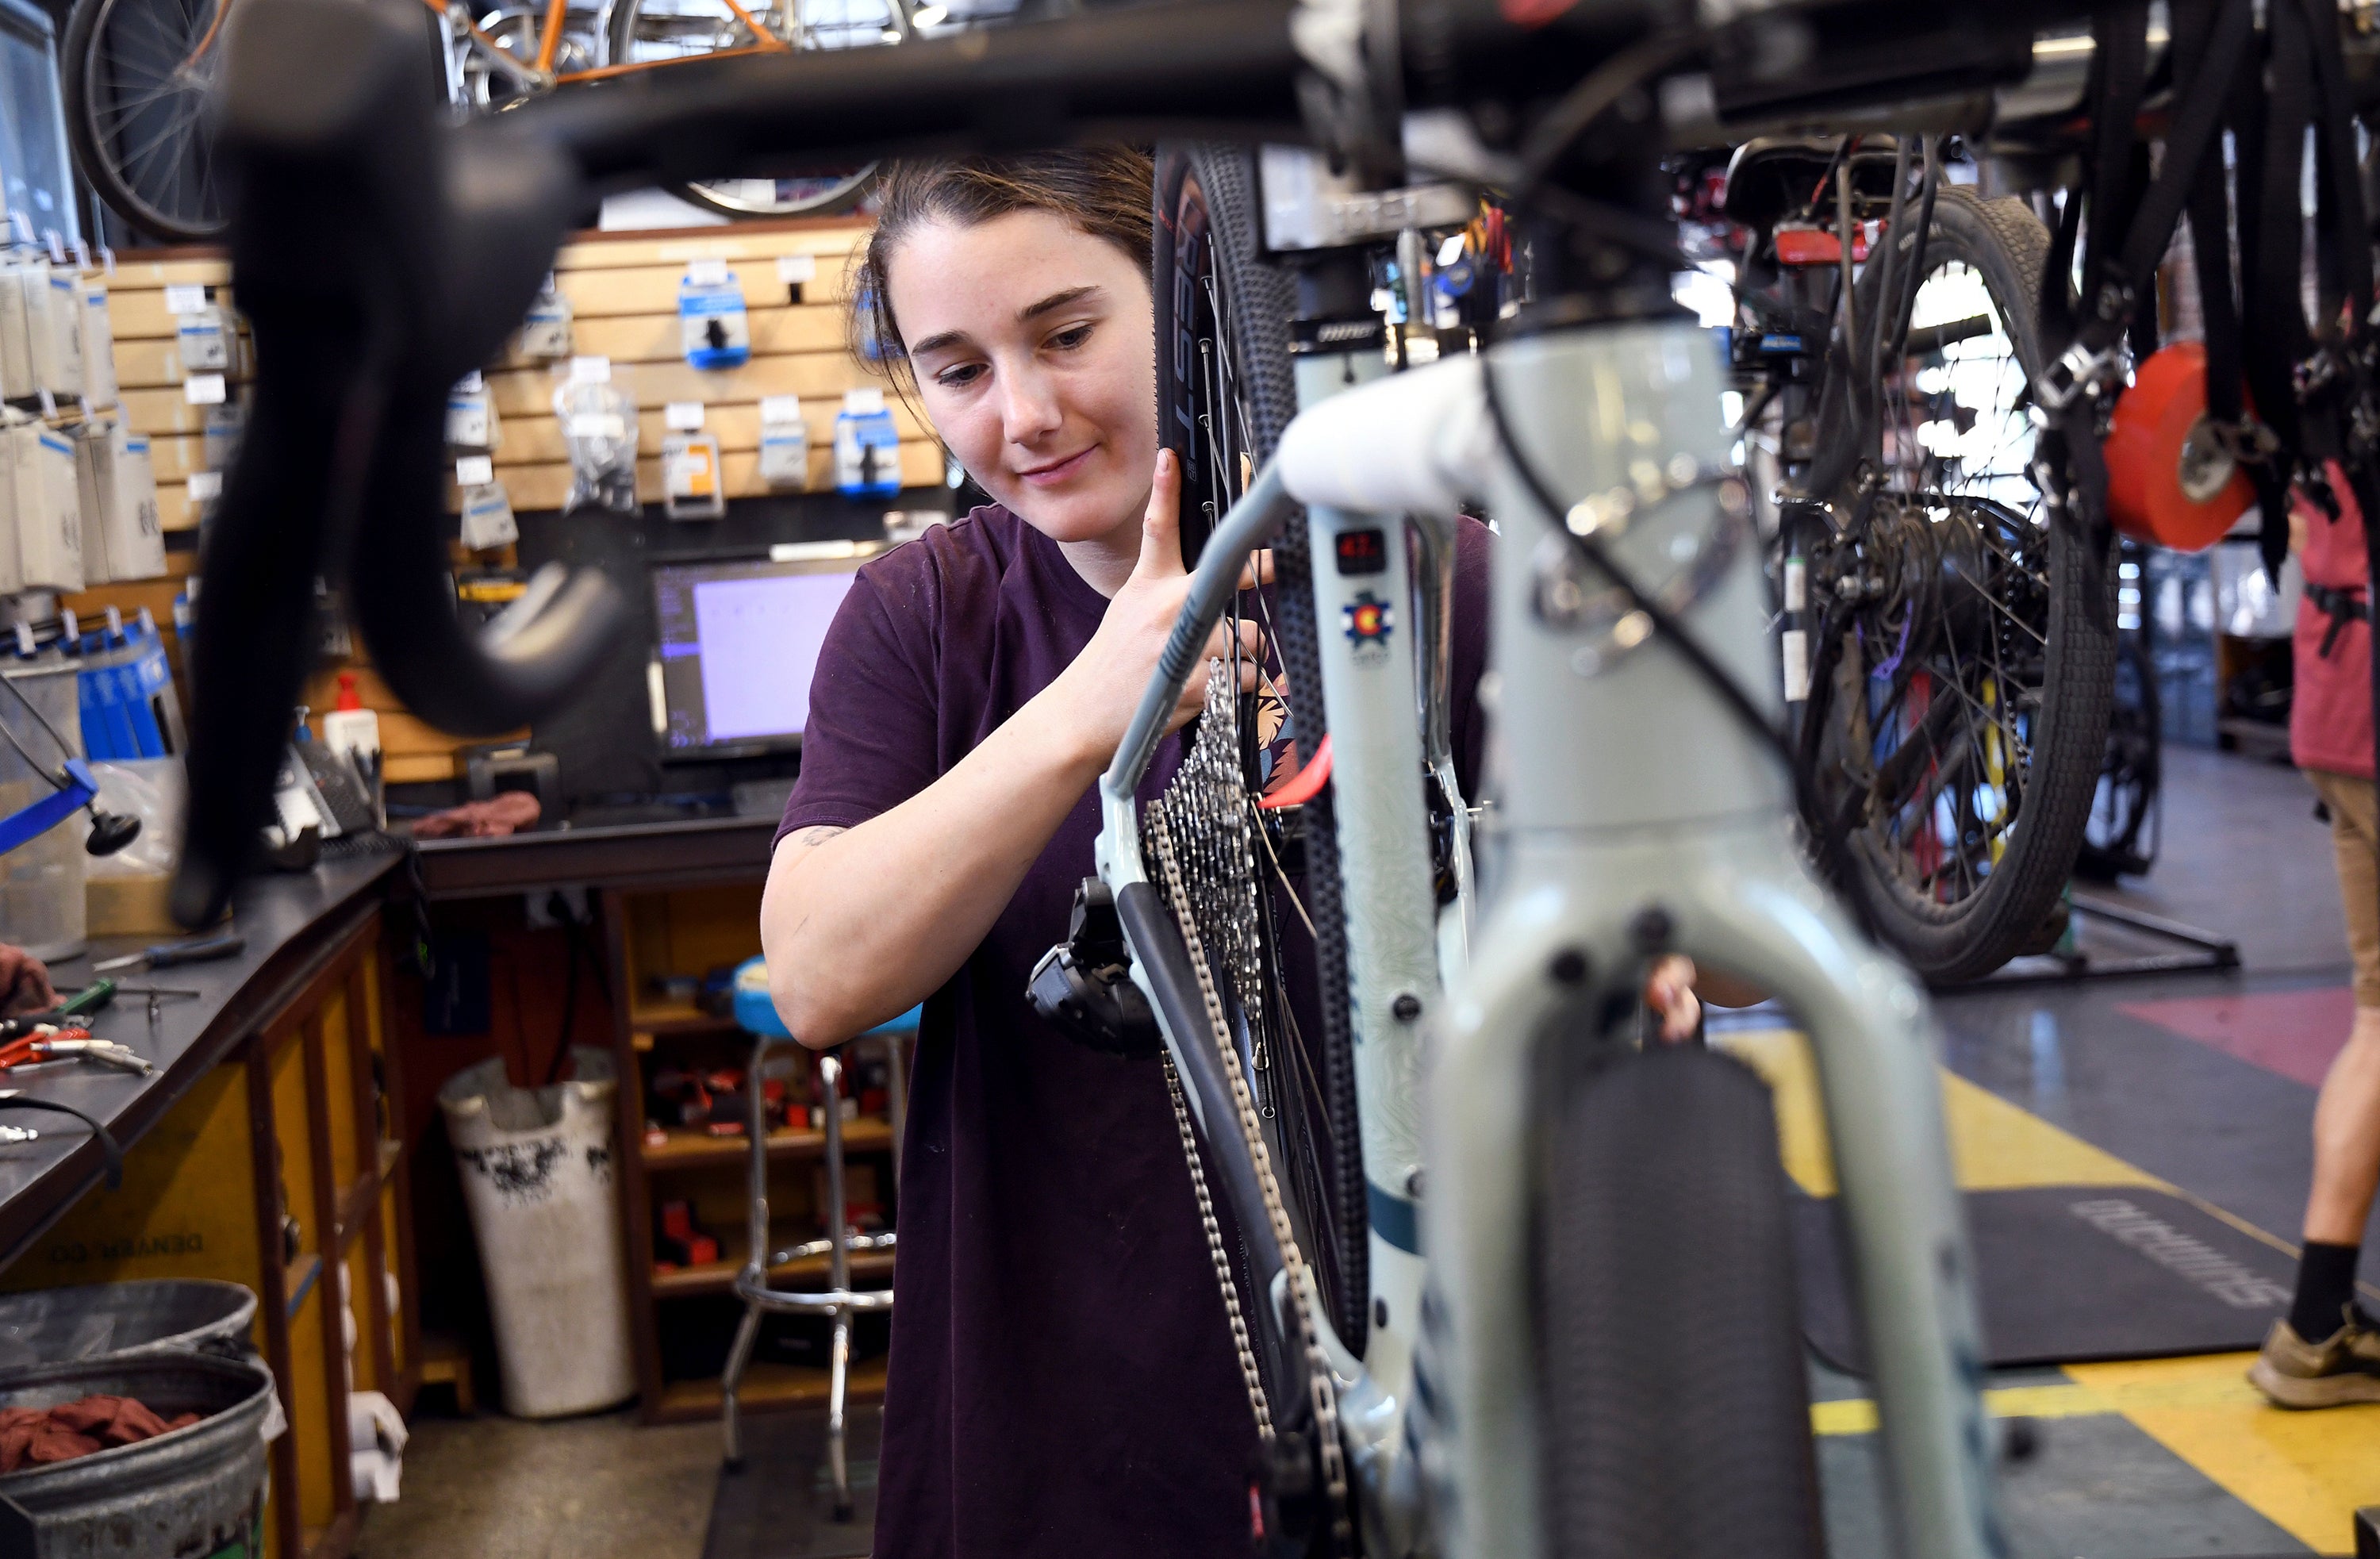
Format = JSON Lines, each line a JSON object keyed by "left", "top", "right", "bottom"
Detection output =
{"left": 720, "top": 1302, "right": 761, "bottom": 1469}
{"left": 827, "top": 1309, "right": 853, "bottom": 1523}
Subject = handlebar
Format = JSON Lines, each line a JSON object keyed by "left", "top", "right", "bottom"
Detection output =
{"left": 183, "top": 0, "right": 2104, "bottom": 924}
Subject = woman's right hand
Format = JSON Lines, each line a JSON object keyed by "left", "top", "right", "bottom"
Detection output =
{"left": 1047, "top": 449, "right": 1264, "bottom": 770}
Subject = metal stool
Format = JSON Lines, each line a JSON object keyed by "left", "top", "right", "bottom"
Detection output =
{"left": 722, "top": 964, "right": 911, "bottom": 1523}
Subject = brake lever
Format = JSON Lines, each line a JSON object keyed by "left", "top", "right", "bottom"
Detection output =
{"left": 174, "top": 0, "right": 628, "bottom": 927}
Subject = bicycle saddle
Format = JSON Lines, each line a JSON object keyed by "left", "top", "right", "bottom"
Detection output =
{"left": 171, "top": 0, "right": 626, "bottom": 926}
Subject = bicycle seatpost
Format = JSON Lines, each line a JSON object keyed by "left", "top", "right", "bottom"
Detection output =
{"left": 175, "top": 0, "right": 625, "bottom": 926}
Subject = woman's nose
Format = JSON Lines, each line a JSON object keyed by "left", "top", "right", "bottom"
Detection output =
{"left": 998, "top": 367, "right": 1064, "bottom": 445}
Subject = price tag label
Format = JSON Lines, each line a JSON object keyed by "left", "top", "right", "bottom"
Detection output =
{"left": 188, "top": 470, "right": 224, "bottom": 501}
{"left": 98, "top": 247, "right": 115, "bottom": 278}
{"left": 43, "top": 230, "right": 63, "bottom": 265}
{"left": 36, "top": 390, "right": 55, "bottom": 417}
{"left": 70, "top": 240, "right": 88, "bottom": 272}
{"left": 6, "top": 211, "right": 32, "bottom": 245}
{"left": 184, "top": 373, "right": 227, "bottom": 405}
{"left": 760, "top": 394, "right": 804, "bottom": 424}
{"left": 569, "top": 355, "right": 611, "bottom": 385}
{"left": 568, "top": 412, "right": 626, "bottom": 440}
{"left": 776, "top": 254, "right": 817, "bottom": 284}
{"left": 455, "top": 455, "right": 495, "bottom": 487}
{"left": 12, "top": 624, "right": 30, "bottom": 657}
{"left": 665, "top": 401, "right": 704, "bottom": 432}
{"left": 686, "top": 257, "right": 731, "bottom": 286}
{"left": 456, "top": 369, "right": 484, "bottom": 392}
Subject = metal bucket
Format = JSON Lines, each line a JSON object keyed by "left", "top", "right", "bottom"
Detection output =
{"left": 0, "top": 1352, "right": 274, "bottom": 1558}
{"left": 0, "top": 1281, "right": 258, "bottom": 1373}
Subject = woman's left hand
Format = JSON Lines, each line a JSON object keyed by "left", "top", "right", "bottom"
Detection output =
{"left": 1643, "top": 954, "right": 1702, "bottom": 1043}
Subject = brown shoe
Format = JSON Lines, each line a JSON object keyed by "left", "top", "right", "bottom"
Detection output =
{"left": 2248, "top": 1315, "right": 2380, "bottom": 1408}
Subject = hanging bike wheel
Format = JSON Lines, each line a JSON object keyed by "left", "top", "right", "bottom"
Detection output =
{"left": 1151, "top": 142, "right": 1371, "bottom": 1365}
{"left": 64, "top": 0, "right": 229, "bottom": 244}
{"left": 605, "top": 0, "right": 897, "bottom": 217}
{"left": 1802, "top": 187, "right": 2115, "bottom": 983}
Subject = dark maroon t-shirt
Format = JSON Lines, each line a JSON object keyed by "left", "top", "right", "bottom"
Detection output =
{"left": 776, "top": 504, "right": 1491, "bottom": 1557}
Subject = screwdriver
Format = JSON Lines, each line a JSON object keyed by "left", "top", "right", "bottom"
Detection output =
{"left": 94, "top": 933, "right": 245, "bottom": 975}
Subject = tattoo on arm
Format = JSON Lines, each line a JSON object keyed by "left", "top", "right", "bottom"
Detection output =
{"left": 788, "top": 825, "right": 847, "bottom": 850}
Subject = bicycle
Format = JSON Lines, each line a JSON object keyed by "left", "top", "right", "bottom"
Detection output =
{"left": 186, "top": 0, "right": 2380, "bottom": 1554}
{"left": 61, "top": 0, "right": 943, "bottom": 244}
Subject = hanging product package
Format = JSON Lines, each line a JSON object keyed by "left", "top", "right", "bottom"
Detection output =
{"left": 175, "top": 300, "right": 229, "bottom": 375}
{"left": 552, "top": 360, "right": 639, "bottom": 513}
{"left": 758, "top": 394, "right": 810, "bottom": 488}
{"left": 678, "top": 260, "right": 750, "bottom": 370}
{"left": 202, "top": 399, "right": 244, "bottom": 471}
{"left": 0, "top": 265, "right": 32, "bottom": 399}
{"left": 455, "top": 455, "right": 518, "bottom": 550}
{"left": 834, "top": 387, "right": 901, "bottom": 498}
{"left": 4, "top": 417, "right": 83, "bottom": 593}
{"left": 78, "top": 282, "right": 115, "bottom": 409}
{"left": 662, "top": 430, "right": 725, "bottom": 520}
{"left": 31, "top": 264, "right": 81, "bottom": 402}
{"left": 445, "top": 371, "right": 500, "bottom": 451}
{"left": 518, "top": 275, "right": 573, "bottom": 359}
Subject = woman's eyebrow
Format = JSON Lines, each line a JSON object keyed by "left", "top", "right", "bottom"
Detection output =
{"left": 1019, "top": 284, "right": 1102, "bottom": 322}
{"left": 908, "top": 286, "right": 1104, "bottom": 360}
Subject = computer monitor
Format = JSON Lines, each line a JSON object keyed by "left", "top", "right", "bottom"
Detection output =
{"left": 651, "top": 552, "right": 864, "bottom": 758}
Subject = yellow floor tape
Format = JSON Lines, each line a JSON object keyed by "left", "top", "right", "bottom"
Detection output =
{"left": 1719, "top": 1028, "right": 2380, "bottom": 1553}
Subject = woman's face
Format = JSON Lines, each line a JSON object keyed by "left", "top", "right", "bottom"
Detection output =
{"left": 885, "top": 209, "right": 1157, "bottom": 551}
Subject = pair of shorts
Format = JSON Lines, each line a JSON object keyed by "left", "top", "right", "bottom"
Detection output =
{"left": 2309, "top": 768, "right": 2380, "bottom": 1009}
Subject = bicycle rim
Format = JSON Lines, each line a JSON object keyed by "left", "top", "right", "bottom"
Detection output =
{"left": 1153, "top": 142, "right": 1369, "bottom": 1364}
{"left": 66, "top": 0, "right": 228, "bottom": 243}
{"left": 605, "top": 0, "right": 886, "bottom": 217}
{"left": 1808, "top": 189, "right": 2113, "bottom": 983}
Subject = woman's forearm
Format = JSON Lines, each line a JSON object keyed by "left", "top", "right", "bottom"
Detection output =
{"left": 762, "top": 688, "right": 1104, "bottom": 1046}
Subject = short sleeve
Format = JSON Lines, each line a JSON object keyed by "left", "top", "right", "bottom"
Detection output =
{"left": 776, "top": 566, "right": 941, "bottom": 848}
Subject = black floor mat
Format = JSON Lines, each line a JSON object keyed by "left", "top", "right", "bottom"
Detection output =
{"left": 701, "top": 1407, "right": 883, "bottom": 1559}
{"left": 1795, "top": 1185, "right": 2296, "bottom": 1374}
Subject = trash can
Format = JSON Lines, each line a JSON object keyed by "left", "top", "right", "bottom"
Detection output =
{"left": 0, "top": 1280, "right": 256, "bottom": 1373}
{"left": 437, "top": 1046, "right": 635, "bottom": 1417}
{"left": 0, "top": 1351, "right": 274, "bottom": 1559}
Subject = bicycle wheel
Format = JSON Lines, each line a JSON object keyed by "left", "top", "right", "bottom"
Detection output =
{"left": 65, "top": 0, "right": 229, "bottom": 243}
{"left": 605, "top": 0, "right": 894, "bottom": 217}
{"left": 1541, "top": 1040, "right": 1822, "bottom": 1559}
{"left": 2076, "top": 625, "right": 2160, "bottom": 881}
{"left": 1151, "top": 141, "right": 1370, "bottom": 1361}
{"left": 1803, "top": 187, "right": 2115, "bottom": 983}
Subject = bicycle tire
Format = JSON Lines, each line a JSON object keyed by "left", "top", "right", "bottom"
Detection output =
{"left": 1541, "top": 1040, "right": 1823, "bottom": 1559}
{"left": 1152, "top": 142, "right": 1370, "bottom": 1361}
{"left": 605, "top": 0, "right": 881, "bottom": 218}
{"left": 1812, "top": 188, "right": 2115, "bottom": 984}
{"left": 65, "top": 0, "right": 228, "bottom": 244}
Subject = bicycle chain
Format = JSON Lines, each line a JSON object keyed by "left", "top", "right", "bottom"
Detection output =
{"left": 1150, "top": 797, "right": 1352, "bottom": 1551}
{"left": 1160, "top": 1049, "right": 1276, "bottom": 1445}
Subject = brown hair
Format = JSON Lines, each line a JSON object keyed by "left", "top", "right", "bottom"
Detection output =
{"left": 850, "top": 147, "right": 1155, "bottom": 390}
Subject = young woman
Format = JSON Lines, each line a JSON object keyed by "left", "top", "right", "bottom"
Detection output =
{"left": 759, "top": 148, "right": 1699, "bottom": 1553}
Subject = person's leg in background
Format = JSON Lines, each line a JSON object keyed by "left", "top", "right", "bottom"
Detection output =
{"left": 2253, "top": 769, "right": 2380, "bottom": 1407}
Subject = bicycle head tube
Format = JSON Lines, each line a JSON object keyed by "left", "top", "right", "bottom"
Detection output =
{"left": 175, "top": 0, "right": 624, "bottom": 927}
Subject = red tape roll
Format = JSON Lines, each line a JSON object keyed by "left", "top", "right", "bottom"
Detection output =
{"left": 2102, "top": 340, "right": 2256, "bottom": 552}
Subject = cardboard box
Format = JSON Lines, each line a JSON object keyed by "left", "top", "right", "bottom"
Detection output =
{"left": 73, "top": 422, "right": 110, "bottom": 587}
{"left": 41, "top": 269, "right": 83, "bottom": 401}
{"left": 21, "top": 262, "right": 80, "bottom": 402}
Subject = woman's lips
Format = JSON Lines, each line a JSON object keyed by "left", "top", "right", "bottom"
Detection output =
{"left": 1016, "top": 446, "right": 1096, "bottom": 486}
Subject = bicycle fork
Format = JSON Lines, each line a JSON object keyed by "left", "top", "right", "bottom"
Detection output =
{"left": 1275, "top": 321, "right": 1998, "bottom": 1559}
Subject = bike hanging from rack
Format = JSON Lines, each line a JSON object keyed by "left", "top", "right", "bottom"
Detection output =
{"left": 62, "top": 0, "right": 945, "bottom": 243}
{"left": 191, "top": 0, "right": 2380, "bottom": 1554}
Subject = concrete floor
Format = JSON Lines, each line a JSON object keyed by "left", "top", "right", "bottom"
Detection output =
{"left": 354, "top": 1409, "right": 720, "bottom": 1559}
{"left": 354, "top": 747, "right": 2358, "bottom": 1559}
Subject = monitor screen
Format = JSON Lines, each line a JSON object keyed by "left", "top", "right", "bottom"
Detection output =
{"left": 651, "top": 557, "right": 860, "bottom": 756}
